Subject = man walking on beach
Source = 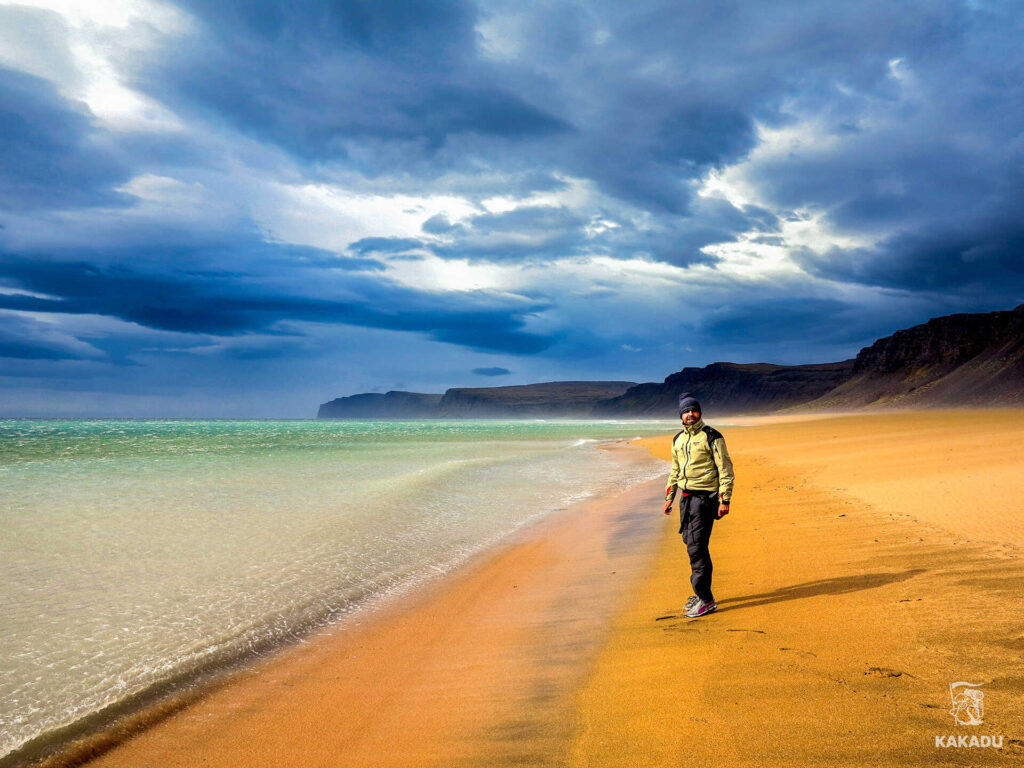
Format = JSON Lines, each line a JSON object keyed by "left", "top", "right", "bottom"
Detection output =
{"left": 662, "top": 393, "right": 734, "bottom": 618}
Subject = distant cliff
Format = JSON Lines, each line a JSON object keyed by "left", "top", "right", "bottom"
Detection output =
{"left": 435, "top": 381, "right": 637, "bottom": 417}
{"left": 318, "top": 381, "right": 636, "bottom": 419}
{"left": 591, "top": 361, "right": 856, "bottom": 417}
{"left": 317, "top": 305, "right": 1024, "bottom": 418}
{"left": 318, "top": 391, "right": 442, "bottom": 418}
{"left": 800, "top": 304, "right": 1024, "bottom": 409}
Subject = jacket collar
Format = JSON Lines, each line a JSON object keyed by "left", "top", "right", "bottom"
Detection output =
{"left": 682, "top": 417, "right": 705, "bottom": 435}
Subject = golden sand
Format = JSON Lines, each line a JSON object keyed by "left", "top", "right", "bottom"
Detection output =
{"left": 67, "top": 411, "right": 1024, "bottom": 767}
{"left": 571, "top": 410, "right": 1024, "bottom": 766}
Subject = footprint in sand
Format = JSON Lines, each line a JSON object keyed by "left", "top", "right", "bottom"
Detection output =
{"left": 863, "top": 666, "right": 914, "bottom": 678}
{"left": 779, "top": 647, "right": 817, "bottom": 658}
{"left": 1004, "top": 739, "right": 1024, "bottom": 755}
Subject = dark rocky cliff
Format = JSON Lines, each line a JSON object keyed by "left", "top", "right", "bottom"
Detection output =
{"left": 591, "top": 361, "right": 855, "bottom": 417}
{"left": 318, "top": 305, "right": 1024, "bottom": 418}
{"left": 318, "top": 381, "right": 635, "bottom": 418}
{"left": 802, "top": 304, "right": 1024, "bottom": 409}
{"left": 436, "top": 381, "right": 636, "bottom": 417}
{"left": 318, "top": 391, "right": 443, "bottom": 418}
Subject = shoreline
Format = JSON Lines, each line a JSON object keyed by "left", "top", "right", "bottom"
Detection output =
{"left": 4, "top": 440, "right": 667, "bottom": 768}
{"left": 79, "top": 449, "right": 669, "bottom": 768}
{"left": 12, "top": 410, "right": 1024, "bottom": 766}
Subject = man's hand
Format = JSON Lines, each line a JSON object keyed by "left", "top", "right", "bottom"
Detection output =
{"left": 717, "top": 502, "right": 730, "bottom": 519}
{"left": 663, "top": 499, "right": 673, "bottom": 515}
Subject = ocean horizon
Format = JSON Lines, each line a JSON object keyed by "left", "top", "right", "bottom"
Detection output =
{"left": 0, "top": 418, "right": 672, "bottom": 761}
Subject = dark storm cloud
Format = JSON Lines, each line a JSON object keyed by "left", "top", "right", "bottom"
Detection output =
{"left": 798, "top": 216, "right": 1024, "bottom": 295}
{"left": 724, "top": 1, "right": 1024, "bottom": 303}
{"left": 422, "top": 214, "right": 458, "bottom": 235}
{"left": 564, "top": 96, "right": 758, "bottom": 214}
{"left": 5, "top": 0, "right": 1024, "bottom": 416}
{"left": 418, "top": 198, "right": 776, "bottom": 266}
{"left": 127, "top": 0, "right": 1015, "bottom": 279}
{"left": 472, "top": 367, "right": 511, "bottom": 376}
{"left": 599, "top": 197, "right": 782, "bottom": 267}
{"left": 297, "top": 252, "right": 387, "bottom": 271}
{"left": 348, "top": 237, "right": 425, "bottom": 255}
{"left": 0, "top": 338, "right": 78, "bottom": 361}
{"left": 701, "top": 298, "right": 873, "bottom": 347}
{"left": 433, "top": 206, "right": 590, "bottom": 261}
{"left": 690, "top": 293, "right": 975, "bottom": 367}
{"left": 146, "top": 0, "right": 569, "bottom": 165}
{"left": 132, "top": 1, "right": 782, "bottom": 214}
{"left": 178, "top": 0, "right": 474, "bottom": 52}
{"left": 0, "top": 311, "right": 97, "bottom": 361}
{"left": 0, "top": 67, "right": 129, "bottom": 210}
{"left": 462, "top": 207, "right": 584, "bottom": 236}
{"left": 0, "top": 247, "right": 554, "bottom": 355}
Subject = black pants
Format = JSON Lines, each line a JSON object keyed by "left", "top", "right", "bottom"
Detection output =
{"left": 679, "top": 492, "right": 717, "bottom": 603}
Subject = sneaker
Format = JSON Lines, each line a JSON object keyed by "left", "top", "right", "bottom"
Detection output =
{"left": 685, "top": 599, "right": 718, "bottom": 618}
{"left": 684, "top": 595, "right": 699, "bottom": 613}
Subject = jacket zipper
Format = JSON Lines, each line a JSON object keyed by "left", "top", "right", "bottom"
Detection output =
{"left": 682, "top": 430, "right": 692, "bottom": 489}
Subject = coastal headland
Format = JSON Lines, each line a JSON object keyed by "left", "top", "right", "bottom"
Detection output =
{"left": 39, "top": 410, "right": 1024, "bottom": 767}
{"left": 318, "top": 304, "right": 1024, "bottom": 419}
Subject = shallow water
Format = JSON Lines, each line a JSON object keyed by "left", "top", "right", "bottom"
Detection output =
{"left": 0, "top": 419, "right": 671, "bottom": 759}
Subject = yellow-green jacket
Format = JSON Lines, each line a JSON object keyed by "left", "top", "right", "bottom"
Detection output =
{"left": 667, "top": 419, "right": 735, "bottom": 502}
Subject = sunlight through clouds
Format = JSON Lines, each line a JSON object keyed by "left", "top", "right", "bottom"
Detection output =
{"left": 0, "top": 0, "right": 188, "bottom": 131}
{"left": 2, "top": 0, "right": 1022, "bottom": 415}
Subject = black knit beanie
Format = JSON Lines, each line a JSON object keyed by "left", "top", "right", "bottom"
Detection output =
{"left": 678, "top": 392, "right": 702, "bottom": 415}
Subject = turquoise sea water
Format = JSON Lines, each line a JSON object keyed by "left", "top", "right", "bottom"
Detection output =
{"left": 0, "top": 418, "right": 672, "bottom": 760}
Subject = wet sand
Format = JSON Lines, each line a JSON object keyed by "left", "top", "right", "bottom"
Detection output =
{"left": 54, "top": 411, "right": 1024, "bottom": 766}
{"left": 65, "top": 445, "right": 667, "bottom": 768}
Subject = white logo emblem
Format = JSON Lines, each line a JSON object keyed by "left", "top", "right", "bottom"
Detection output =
{"left": 949, "top": 682, "right": 984, "bottom": 726}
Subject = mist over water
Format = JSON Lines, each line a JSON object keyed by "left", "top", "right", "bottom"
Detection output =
{"left": 0, "top": 419, "right": 670, "bottom": 759}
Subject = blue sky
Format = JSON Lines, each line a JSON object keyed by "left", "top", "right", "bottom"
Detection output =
{"left": 1, "top": 0, "right": 1022, "bottom": 417}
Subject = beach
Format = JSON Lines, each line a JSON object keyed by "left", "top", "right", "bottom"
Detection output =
{"left": 16, "top": 410, "right": 1024, "bottom": 766}
{"left": 0, "top": 419, "right": 667, "bottom": 765}
{"left": 574, "top": 410, "right": 1024, "bottom": 766}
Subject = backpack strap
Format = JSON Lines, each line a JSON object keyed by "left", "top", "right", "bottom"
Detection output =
{"left": 702, "top": 425, "right": 723, "bottom": 444}
{"left": 702, "top": 425, "right": 723, "bottom": 458}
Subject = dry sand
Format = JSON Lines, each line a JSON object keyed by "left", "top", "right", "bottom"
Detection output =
{"left": 55, "top": 410, "right": 1024, "bottom": 766}
{"left": 573, "top": 409, "right": 1024, "bottom": 766}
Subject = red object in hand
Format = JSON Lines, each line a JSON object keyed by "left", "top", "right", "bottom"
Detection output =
{"left": 664, "top": 487, "right": 676, "bottom": 515}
